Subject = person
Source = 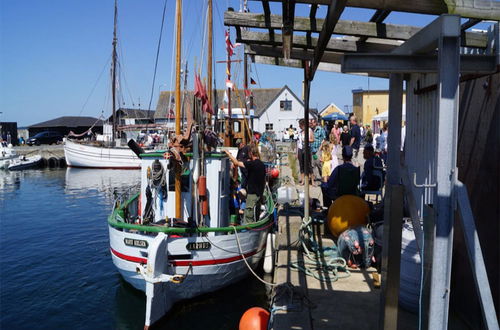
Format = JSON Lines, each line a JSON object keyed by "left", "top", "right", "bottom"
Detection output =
{"left": 235, "top": 139, "right": 251, "bottom": 190}
{"left": 297, "top": 119, "right": 314, "bottom": 185}
{"left": 361, "top": 144, "right": 384, "bottom": 191}
{"left": 321, "top": 146, "right": 358, "bottom": 208}
{"left": 310, "top": 117, "right": 326, "bottom": 184}
{"left": 332, "top": 122, "right": 341, "bottom": 143}
{"left": 224, "top": 144, "right": 266, "bottom": 224}
{"left": 329, "top": 132, "right": 339, "bottom": 173}
{"left": 349, "top": 116, "right": 361, "bottom": 163}
{"left": 320, "top": 141, "right": 333, "bottom": 182}
{"left": 375, "top": 129, "right": 385, "bottom": 151}
{"left": 288, "top": 125, "right": 295, "bottom": 140}
{"left": 340, "top": 125, "right": 351, "bottom": 147}
{"left": 364, "top": 125, "right": 373, "bottom": 144}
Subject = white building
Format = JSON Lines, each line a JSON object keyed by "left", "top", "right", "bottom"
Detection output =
{"left": 155, "top": 85, "right": 305, "bottom": 140}
{"left": 253, "top": 85, "right": 304, "bottom": 140}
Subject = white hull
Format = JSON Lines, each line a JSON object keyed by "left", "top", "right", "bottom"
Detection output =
{"left": 8, "top": 155, "right": 42, "bottom": 171}
{"left": 109, "top": 224, "right": 268, "bottom": 326}
{"left": 64, "top": 140, "right": 141, "bottom": 169}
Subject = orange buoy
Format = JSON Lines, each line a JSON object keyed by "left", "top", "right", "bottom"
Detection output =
{"left": 239, "top": 307, "right": 270, "bottom": 330}
{"left": 270, "top": 168, "right": 280, "bottom": 179}
{"left": 327, "top": 194, "right": 369, "bottom": 237}
{"left": 198, "top": 176, "right": 207, "bottom": 197}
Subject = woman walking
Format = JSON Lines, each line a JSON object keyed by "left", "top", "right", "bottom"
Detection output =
{"left": 297, "top": 119, "right": 314, "bottom": 185}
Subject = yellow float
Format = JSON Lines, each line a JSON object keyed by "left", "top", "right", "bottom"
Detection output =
{"left": 327, "top": 195, "right": 370, "bottom": 236}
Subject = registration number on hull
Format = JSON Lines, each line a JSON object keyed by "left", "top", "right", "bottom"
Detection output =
{"left": 124, "top": 238, "right": 149, "bottom": 248}
{"left": 186, "top": 242, "right": 211, "bottom": 250}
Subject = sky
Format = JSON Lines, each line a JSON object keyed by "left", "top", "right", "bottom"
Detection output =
{"left": 0, "top": 0, "right": 490, "bottom": 126}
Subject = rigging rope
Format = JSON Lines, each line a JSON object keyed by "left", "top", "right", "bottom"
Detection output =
{"left": 289, "top": 216, "right": 350, "bottom": 283}
{"left": 78, "top": 55, "right": 111, "bottom": 116}
{"left": 147, "top": 0, "right": 169, "bottom": 112}
{"left": 232, "top": 226, "right": 279, "bottom": 287}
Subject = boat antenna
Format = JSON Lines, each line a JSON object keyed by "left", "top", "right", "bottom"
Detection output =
{"left": 112, "top": 0, "right": 118, "bottom": 143}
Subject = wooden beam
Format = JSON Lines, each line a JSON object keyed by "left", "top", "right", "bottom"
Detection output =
{"left": 239, "top": 29, "right": 401, "bottom": 53}
{"left": 310, "top": 0, "right": 347, "bottom": 80}
{"left": 252, "top": 54, "right": 388, "bottom": 77}
{"left": 282, "top": 0, "right": 296, "bottom": 59}
{"left": 307, "top": 4, "right": 318, "bottom": 50}
{"left": 359, "top": 9, "right": 391, "bottom": 42}
{"left": 247, "top": 44, "right": 344, "bottom": 64}
{"left": 224, "top": 11, "right": 488, "bottom": 48}
{"left": 262, "top": 0, "right": 275, "bottom": 42}
{"left": 249, "top": 0, "right": 500, "bottom": 20}
{"left": 461, "top": 18, "right": 481, "bottom": 31}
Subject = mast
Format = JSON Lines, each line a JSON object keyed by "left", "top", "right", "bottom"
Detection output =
{"left": 174, "top": 0, "right": 182, "bottom": 219}
{"left": 225, "top": 28, "right": 233, "bottom": 147}
{"left": 207, "top": 0, "right": 213, "bottom": 125}
{"left": 111, "top": 0, "right": 118, "bottom": 142}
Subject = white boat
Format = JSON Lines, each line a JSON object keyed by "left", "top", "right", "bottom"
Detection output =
{"left": 8, "top": 155, "right": 43, "bottom": 171}
{"left": 108, "top": 151, "right": 273, "bottom": 328}
{"left": 1, "top": 143, "right": 17, "bottom": 169}
{"left": 64, "top": 139, "right": 141, "bottom": 169}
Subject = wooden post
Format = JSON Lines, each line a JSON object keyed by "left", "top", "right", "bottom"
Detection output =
{"left": 303, "top": 62, "right": 311, "bottom": 225}
{"left": 174, "top": 0, "right": 182, "bottom": 219}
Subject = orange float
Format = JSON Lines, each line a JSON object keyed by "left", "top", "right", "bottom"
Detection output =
{"left": 239, "top": 307, "right": 270, "bottom": 330}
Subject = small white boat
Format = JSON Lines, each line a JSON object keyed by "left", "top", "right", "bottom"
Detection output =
{"left": 8, "top": 155, "right": 43, "bottom": 171}
{"left": 109, "top": 152, "right": 273, "bottom": 328}
{"left": 64, "top": 139, "right": 141, "bottom": 169}
{"left": 1, "top": 143, "right": 18, "bottom": 169}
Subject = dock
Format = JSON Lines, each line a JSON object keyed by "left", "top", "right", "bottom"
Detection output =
{"left": 13, "top": 145, "right": 65, "bottom": 159}
{"left": 269, "top": 152, "right": 470, "bottom": 330}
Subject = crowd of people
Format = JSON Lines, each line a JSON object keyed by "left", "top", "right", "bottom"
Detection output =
{"left": 295, "top": 114, "right": 387, "bottom": 206}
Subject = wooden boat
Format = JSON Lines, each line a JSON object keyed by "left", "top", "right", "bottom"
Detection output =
{"left": 108, "top": 151, "right": 273, "bottom": 327}
{"left": 63, "top": 0, "right": 145, "bottom": 170}
{"left": 64, "top": 139, "right": 141, "bottom": 169}
{"left": 8, "top": 155, "right": 42, "bottom": 171}
{"left": 108, "top": 0, "right": 273, "bottom": 326}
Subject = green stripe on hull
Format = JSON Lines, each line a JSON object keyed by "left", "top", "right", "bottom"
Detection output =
{"left": 108, "top": 191, "right": 274, "bottom": 234}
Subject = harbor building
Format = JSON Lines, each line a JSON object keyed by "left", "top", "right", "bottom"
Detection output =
{"left": 28, "top": 116, "right": 103, "bottom": 137}
{"left": 352, "top": 89, "right": 406, "bottom": 125}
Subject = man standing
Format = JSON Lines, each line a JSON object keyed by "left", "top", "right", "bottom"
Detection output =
{"left": 310, "top": 117, "right": 326, "bottom": 184}
{"left": 235, "top": 139, "right": 250, "bottom": 190}
{"left": 349, "top": 116, "right": 361, "bottom": 164}
{"left": 321, "top": 146, "right": 357, "bottom": 208}
{"left": 361, "top": 144, "right": 384, "bottom": 191}
{"left": 224, "top": 144, "right": 266, "bottom": 224}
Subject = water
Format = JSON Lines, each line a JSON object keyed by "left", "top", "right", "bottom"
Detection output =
{"left": 0, "top": 169, "right": 268, "bottom": 330}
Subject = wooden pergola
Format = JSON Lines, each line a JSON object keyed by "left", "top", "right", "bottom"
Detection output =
{"left": 225, "top": 1, "right": 499, "bottom": 330}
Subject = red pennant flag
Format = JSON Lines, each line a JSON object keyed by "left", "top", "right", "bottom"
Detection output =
{"left": 194, "top": 73, "right": 214, "bottom": 115}
{"left": 225, "top": 30, "right": 234, "bottom": 57}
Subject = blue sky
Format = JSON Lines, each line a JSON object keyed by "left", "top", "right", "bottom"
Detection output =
{"left": 0, "top": 0, "right": 487, "bottom": 126}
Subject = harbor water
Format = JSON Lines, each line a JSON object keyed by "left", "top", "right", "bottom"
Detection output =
{"left": 0, "top": 169, "right": 267, "bottom": 329}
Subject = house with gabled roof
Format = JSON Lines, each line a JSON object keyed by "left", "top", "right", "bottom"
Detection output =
{"left": 154, "top": 85, "right": 304, "bottom": 140}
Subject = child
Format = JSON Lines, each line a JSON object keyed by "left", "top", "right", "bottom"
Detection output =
{"left": 320, "top": 141, "right": 333, "bottom": 182}
{"left": 329, "top": 133, "right": 339, "bottom": 172}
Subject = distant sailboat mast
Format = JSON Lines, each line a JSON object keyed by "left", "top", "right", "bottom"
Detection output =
{"left": 111, "top": 0, "right": 118, "bottom": 142}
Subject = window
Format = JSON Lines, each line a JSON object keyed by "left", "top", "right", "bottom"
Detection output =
{"left": 233, "top": 121, "right": 241, "bottom": 133}
{"left": 280, "top": 100, "right": 292, "bottom": 111}
{"left": 265, "top": 123, "right": 273, "bottom": 131}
